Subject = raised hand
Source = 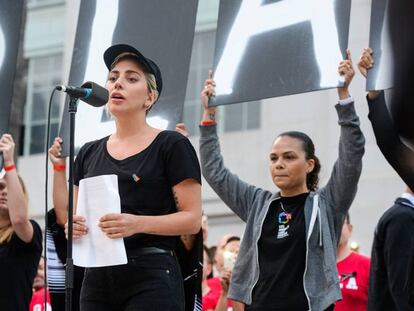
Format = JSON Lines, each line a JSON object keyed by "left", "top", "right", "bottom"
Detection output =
{"left": 220, "top": 269, "right": 232, "bottom": 294}
{"left": 0, "top": 134, "right": 15, "bottom": 166}
{"left": 175, "top": 123, "right": 189, "bottom": 138}
{"left": 48, "top": 137, "right": 66, "bottom": 165}
{"left": 357, "top": 47, "right": 374, "bottom": 78}
{"left": 357, "top": 48, "right": 381, "bottom": 99}
{"left": 338, "top": 49, "right": 355, "bottom": 99}
{"left": 200, "top": 70, "right": 217, "bottom": 122}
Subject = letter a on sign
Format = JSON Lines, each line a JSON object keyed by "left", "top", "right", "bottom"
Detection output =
{"left": 211, "top": 0, "right": 351, "bottom": 106}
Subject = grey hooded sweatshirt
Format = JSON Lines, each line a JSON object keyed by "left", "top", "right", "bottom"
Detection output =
{"left": 199, "top": 102, "right": 365, "bottom": 311}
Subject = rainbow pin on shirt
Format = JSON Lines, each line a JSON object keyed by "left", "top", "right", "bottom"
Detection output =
{"left": 278, "top": 211, "right": 292, "bottom": 225}
{"left": 132, "top": 174, "right": 140, "bottom": 183}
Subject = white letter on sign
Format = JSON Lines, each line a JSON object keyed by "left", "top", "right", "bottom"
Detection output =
{"left": 214, "top": 0, "right": 343, "bottom": 96}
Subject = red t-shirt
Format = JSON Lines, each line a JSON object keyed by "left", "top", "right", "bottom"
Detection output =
{"left": 203, "top": 277, "right": 233, "bottom": 311}
{"left": 335, "top": 252, "right": 370, "bottom": 311}
{"left": 29, "top": 288, "right": 51, "bottom": 311}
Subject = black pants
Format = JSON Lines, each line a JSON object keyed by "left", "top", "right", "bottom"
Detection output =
{"left": 80, "top": 251, "right": 184, "bottom": 311}
{"left": 49, "top": 265, "right": 84, "bottom": 311}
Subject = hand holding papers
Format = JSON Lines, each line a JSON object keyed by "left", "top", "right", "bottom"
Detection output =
{"left": 74, "top": 174, "right": 127, "bottom": 267}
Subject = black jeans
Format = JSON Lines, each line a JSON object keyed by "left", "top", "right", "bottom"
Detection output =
{"left": 80, "top": 251, "right": 184, "bottom": 311}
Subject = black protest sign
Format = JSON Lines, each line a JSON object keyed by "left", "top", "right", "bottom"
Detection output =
{"left": 211, "top": 0, "right": 351, "bottom": 106}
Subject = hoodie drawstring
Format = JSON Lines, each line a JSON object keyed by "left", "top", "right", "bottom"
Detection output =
{"left": 317, "top": 205, "right": 322, "bottom": 247}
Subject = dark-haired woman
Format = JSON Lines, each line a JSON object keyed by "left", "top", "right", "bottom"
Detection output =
{"left": 199, "top": 50, "right": 365, "bottom": 311}
{"left": 70, "top": 44, "right": 202, "bottom": 311}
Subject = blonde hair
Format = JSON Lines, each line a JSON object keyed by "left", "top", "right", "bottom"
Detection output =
{"left": 0, "top": 175, "right": 28, "bottom": 244}
{"left": 0, "top": 225, "right": 13, "bottom": 244}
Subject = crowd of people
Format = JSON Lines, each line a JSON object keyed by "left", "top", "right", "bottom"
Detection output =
{"left": 0, "top": 42, "right": 413, "bottom": 311}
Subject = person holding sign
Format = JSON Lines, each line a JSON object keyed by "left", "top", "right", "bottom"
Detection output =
{"left": 0, "top": 134, "right": 42, "bottom": 311}
{"left": 358, "top": 48, "right": 414, "bottom": 311}
{"left": 69, "top": 44, "right": 202, "bottom": 311}
{"left": 199, "top": 50, "right": 365, "bottom": 311}
{"left": 358, "top": 47, "right": 414, "bottom": 192}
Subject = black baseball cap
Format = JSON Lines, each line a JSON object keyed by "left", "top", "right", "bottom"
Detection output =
{"left": 103, "top": 44, "right": 163, "bottom": 96}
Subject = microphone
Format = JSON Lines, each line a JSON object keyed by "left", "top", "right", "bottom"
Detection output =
{"left": 55, "top": 81, "right": 108, "bottom": 107}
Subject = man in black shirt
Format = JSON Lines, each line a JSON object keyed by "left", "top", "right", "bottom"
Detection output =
{"left": 367, "top": 187, "right": 414, "bottom": 310}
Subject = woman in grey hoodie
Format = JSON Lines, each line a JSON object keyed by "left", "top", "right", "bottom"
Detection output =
{"left": 199, "top": 51, "right": 365, "bottom": 311}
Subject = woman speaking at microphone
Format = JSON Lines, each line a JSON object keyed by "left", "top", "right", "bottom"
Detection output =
{"left": 70, "top": 44, "right": 202, "bottom": 311}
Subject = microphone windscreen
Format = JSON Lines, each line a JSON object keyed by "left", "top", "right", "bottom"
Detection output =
{"left": 81, "top": 81, "right": 109, "bottom": 107}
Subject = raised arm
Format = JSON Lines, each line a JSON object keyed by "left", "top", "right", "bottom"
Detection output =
{"left": 52, "top": 138, "right": 87, "bottom": 241}
{"left": 358, "top": 48, "right": 414, "bottom": 190}
{"left": 48, "top": 137, "right": 68, "bottom": 226}
{"left": 0, "top": 134, "right": 33, "bottom": 242}
{"left": 323, "top": 50, "right": 365, "bottom": 218}
{"left": 199, "top": 71, "right": 267, "bottom": 222}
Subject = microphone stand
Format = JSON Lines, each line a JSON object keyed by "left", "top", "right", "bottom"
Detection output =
{"left": 65, "top": 95, "right": 78, "bottom": 311}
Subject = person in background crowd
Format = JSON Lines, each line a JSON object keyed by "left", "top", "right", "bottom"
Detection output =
{"left": 174, "top": 123, "right": 211, "bottom": 311}
{"left": 349, "top": 241, "right": 359, "bottom": 253}
{"left": 213, "top": 234, "right": 235, "bottom": 277}
{"left": 335, "top": 213, "right": 370, "bottom": 311}
{"left": 358, "top": 48, "right": 414, "bottom": 311}
{"left": 175, "top": 122, "right": 229, "bottom": 311}
{"left": 0, "top": 133, "right": 42, "bottom": 311}
{"left": 199, "top": 50, "right": 365, "bottom": 310}
{"left": 367, "top": 185, "right": 414, "bottom": 311}
{"left": 201, "top": 214, "right": 209, "bottom": 242}
{"left": 70, "top": 44, "right": 202, "bottom": 311}
{"left": 47, "top": 137, "right": 84, "bottom": 311}
{"left": 358, "top": 47, "right": 414, "bottom": 193}
{"left": 206, "top": 236, "right": 240, "bottom": 311}
{"left": 176, "top": 228, "right": 204, "bottom": 311}
{"left": 29, "top": 256, "right": 52, "bottom": 311}
{"left": 203, "top": 244, "right": 234, "bottom": 311}
{"left": 203, "top": 245, "right": 220, "bottom": 310}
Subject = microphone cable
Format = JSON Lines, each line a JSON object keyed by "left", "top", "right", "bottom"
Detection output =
{"left": 43, "top": 87, "right": 58, "bottom": 311}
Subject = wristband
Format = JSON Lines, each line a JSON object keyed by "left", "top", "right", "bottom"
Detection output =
{"left": 53, "top": 164, "right": 66, "bottom": 171}
{"left": 4, "top": 163, "right": 16, "bottom": 172}
{"left": 200, "top": 120, "right": 216, "bottom": 126}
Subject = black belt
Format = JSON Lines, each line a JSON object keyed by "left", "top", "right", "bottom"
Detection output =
{"left": 128, "top": 247, "right": 174, "bottom": 258}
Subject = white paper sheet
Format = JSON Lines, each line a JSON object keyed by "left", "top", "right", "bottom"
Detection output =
{"left": 73, "top": 174, "right": 127, "bottom": 267}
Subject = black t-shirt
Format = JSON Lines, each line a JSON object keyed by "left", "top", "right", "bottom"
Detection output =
{"left": 368, "top": 198, "right": 414, "bottom": 310}
{"left": 74, "top": 131, "right": 201, "bottom": 253}
{"left": 0, "top": 220, "right": 42, "bottom": 311}
{"left": 248, "top": 193, "right": 309, "bottom": 311}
